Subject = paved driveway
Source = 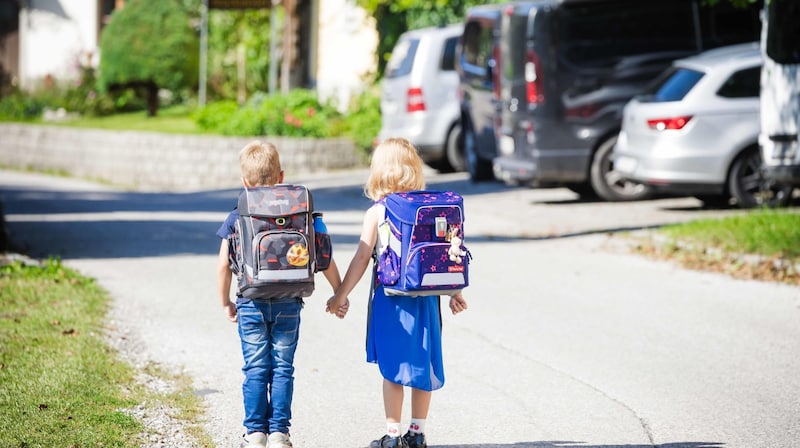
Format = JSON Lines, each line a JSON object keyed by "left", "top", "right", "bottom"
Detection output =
{"left": 2, "top": 169, "right": 798, "bottom": 448}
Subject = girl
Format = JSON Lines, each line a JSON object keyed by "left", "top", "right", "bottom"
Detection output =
{"left": 327, "top": 137, "right": 468, "bottom": 448}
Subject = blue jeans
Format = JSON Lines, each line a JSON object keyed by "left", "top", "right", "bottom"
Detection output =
{"left": 237, "top": 298, "right": 302, "bottom": 435}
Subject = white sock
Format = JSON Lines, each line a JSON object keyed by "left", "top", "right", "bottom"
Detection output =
{"left": 386, "top": 422, "right": 401, "bottom": 438}
{"left": 408, "top": 418, "right": 426, "bottom": 434}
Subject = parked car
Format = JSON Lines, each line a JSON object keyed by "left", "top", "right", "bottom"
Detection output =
{"left": 455, "top": 4, "right": 503, "bottom": 181}
{"left": 759, "top": 0, "right": 800, "bottom": 188}
{"left": 457, "top": 0, "right": 762, "bottom": 200}
{"left": 613, "top": 42, "right": 794, "bottom": 208}
{"left": 378, "top": 24, "right": 465, "bottom": 172}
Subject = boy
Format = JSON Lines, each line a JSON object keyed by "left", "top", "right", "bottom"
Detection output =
{"left": 216, "top": 140, "right": 344, "bottom": 448}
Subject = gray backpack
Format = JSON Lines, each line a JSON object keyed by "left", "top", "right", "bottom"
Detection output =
{"left": 228, "top": 185, "right": 331, "bottom": 299}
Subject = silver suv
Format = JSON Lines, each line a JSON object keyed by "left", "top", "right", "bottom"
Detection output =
{"left": 378, "top": 24, "right": 464, "bottom": 172}
{"left": 613, "top": 43, "right": 795, "bottom": 208}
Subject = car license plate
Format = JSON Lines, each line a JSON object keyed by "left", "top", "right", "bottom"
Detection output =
{"left": 499, "top": 135, "right": 515, "bottom": 156}
{"left": 614, "top": 156, "right": 637, "bottom": 174}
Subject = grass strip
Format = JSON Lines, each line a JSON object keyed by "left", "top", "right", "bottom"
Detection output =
{"left": 635, "top": 208, "right": 800, "bottom": 284}
{"left": 52, "top": 105, "right": 210, "bottom": 135}
{"left": 661, "top": 208, "right": 800, "bottom": 259}
{"left": 0, "top": 259, "right": 208, "bottom": 447}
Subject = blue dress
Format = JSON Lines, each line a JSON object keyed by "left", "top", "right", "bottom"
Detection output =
{"left": 366, "top": 283, "right": 445, "bottom": 391}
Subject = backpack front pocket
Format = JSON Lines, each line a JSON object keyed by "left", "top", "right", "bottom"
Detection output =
{"left": 404, "top": 243, "right": 467, "bottom": 291}
{"left": 253, "top": 231, "right": 313, "bottom": 281}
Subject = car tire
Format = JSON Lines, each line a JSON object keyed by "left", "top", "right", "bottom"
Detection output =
{"left": 728, "top": 147, "right": 793, "bottom": 208}
{"left": 464, "top": 125, "right": 495, "bottom": 182}
{"left": 589, "top": 134, "right": 653, "bottom": 201}
{"left": 445, "top": 122, "right": 466, "bottom": 172}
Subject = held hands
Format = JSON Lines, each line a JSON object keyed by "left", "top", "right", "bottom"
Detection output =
{"left": 326, "top": 294, "right": 350, "bottom": 319}
{"left": 449, "top": 292, "right": 468, "bottom": 315}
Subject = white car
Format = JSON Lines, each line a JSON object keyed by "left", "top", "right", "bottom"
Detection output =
{"left": 378, "top": 24, "right": 464, "bottom": 172}
{"left": 614, "top": 42, "right": 795, "bottom": 207}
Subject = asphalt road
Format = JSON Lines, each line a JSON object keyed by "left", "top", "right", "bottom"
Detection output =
{"left": 2, "top": 168, "right": 799, "bottom": 448}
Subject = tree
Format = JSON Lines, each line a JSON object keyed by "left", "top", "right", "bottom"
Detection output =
{"left": 98, "top": 0, "right": 199, "bottom": 116}
{"left": 355, "top": 0, "right": 501, "bottom": 78}
{"left": 204, "top": 8, "right": 272, "bottom": 101}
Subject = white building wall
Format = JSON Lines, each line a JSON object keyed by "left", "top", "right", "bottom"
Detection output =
{"left": 19, "top": 0, "right": 98, "bottom": 89}
{"left": 314, "top": 0, "right": 377, "bottom": 110}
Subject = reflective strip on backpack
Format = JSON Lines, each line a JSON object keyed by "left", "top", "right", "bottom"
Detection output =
{"left": 256, "top": 269, "right": 311, "bottom": 281}
{"left": 420, "top": 272, "right": 466, "bottom": 286}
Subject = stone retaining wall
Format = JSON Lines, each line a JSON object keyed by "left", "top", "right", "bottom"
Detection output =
{"left": 0, "top": 123, "right": 367, "bottom": 191}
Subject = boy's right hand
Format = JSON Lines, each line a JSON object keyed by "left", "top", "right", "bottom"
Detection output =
{"left": 326, "top": 295, "right": 349, "bottom": 319}
{"left": 223, "top": 301, "right": 238, "bottom": 322}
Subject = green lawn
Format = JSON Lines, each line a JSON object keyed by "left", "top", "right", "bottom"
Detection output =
{"left": 637, "top": 208, "right": 800, "bottom": 284}
{"left": 661, "top": 208, "right": 800, "bottom": 259}
{"left": 0, "top": 259, "right": 211, "bottom": 447}
{"left": 56, "top": 105, "right": 212, "bottom": 135}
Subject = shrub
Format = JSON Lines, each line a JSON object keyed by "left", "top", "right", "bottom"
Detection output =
{"left": 0, "top": 89, "right": 48, "bottom": 121}
{"left": 343, "top": 87, "right": 381, "bottom": 153}
{"left": 192, "top": 100, "right": 239, "bottom": 131}
{"left": 98, "top": 0, "right": 199, "bottom": 116}
{"left": 193, "top": 89, "right": 342, "bottom": 138}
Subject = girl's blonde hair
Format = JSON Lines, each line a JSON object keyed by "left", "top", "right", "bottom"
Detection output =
{"left": 239, "top": 140, "right": 282, "bottom": 186}
{"left": 365, "top": 137, "right": 425, "bottom": 201}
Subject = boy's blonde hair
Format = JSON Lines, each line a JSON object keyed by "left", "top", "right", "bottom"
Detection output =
{"left": 365, "top": 137, "right": 425, "bottom": 201}
{"left": 239, "top": 140, "right": 282, "bottom": 187}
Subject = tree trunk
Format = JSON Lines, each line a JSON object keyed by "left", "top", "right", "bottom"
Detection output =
{"left": 146, "top": 82, "right": 159, "bottom": 117}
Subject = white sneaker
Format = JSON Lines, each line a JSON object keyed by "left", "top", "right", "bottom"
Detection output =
{"left": 241, "top": 431, "right": 268, "bottom": 448}
{"left": 267, "top": 432, "right": 293, "bottom": 448}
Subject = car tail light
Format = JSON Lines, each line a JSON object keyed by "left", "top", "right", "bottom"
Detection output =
{"left": 407, "top": 87, "right": 425, "bottom": 112}
{"left": 565, "top": 103, "right": 601, "bottom": 118}
{"left": 525, "top": 50, "right": 544, "bottom": 105}
{"left": 647, "top": 116, "right": 692, "bottom": 131}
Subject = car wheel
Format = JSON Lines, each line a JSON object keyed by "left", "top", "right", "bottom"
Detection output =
{"left": 445, "top": 122, "right": 466, "bottom": 172}
{"left": 728, "top": 147, "right": 793, "bottom": 208}
{"left": 464, "top": 125, "right": 494, "bottom": 182}
{"left": 589, "top": 134, "right": 653, "bottom": 201}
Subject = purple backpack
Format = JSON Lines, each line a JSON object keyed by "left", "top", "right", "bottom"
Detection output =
{"left": 375, "top": 190, "right": 470, "bottom": 296}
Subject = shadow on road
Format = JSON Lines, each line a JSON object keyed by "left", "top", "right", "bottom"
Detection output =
{"left": 4, "top": 171, "right": 796, "bottom": 260}
{"left": 467, "top": 224, "right": 664, "bottom": 244}
{"left": 432, "top": 442, "right": 723, "bottom": 448}
{"left": 0, "top": 182, "right": 375, "bottom": 259}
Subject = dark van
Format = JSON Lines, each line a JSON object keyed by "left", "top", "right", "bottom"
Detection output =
{"left": 458, "top": 0, "right": 761, "bottom": 200}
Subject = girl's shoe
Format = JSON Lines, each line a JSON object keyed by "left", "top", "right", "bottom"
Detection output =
{"left": 368, "top": 434, "right": 409, "bottom": 448}
{"left": 402, "top": 431, "right": 427, "bottom": 448}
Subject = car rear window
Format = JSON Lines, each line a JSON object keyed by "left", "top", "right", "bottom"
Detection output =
{"left": 386, "top": 38, "right": 420, "bottom": 78}
{"left": 716, "top": 66, "right": 760, "bottom": 98}
{"left": 441, "top": 36, "right": 458, "bottom": 71}
{"left": 640, "top": 66, "right": 704, "bottom": 102}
